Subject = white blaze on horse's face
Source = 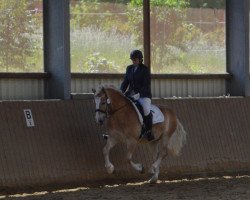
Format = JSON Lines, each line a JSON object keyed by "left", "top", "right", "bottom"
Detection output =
{"left": 94, "top": 94, "right": 107, "bottom": 125}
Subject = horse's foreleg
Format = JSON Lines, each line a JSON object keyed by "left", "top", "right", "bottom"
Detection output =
{"left": 103, "top": 137, "right": 116, "bottom": 174}
{"left": 126, "top": 139, "right": 144, "bottom": 173}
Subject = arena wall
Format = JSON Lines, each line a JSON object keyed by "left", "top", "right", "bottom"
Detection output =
{"left": 0, "top": 97, "right": 249, "bottom": 194}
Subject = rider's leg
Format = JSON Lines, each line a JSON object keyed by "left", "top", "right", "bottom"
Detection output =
{"left": 138, "top": 98, "right": 154, "bottom": 141}
{"left": 144, "top": 113, "right": 154, "bottom": 141}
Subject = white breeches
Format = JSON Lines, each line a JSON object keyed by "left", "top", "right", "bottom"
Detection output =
{"left": 138, "top": 97, "right": 151, "bottom": 116}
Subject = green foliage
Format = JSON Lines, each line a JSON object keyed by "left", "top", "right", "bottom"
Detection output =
{"left": 70, "top": 1, "right": 100, "bottom": 29}
{"left": 85, "top": 52, "right": 119, "bottom": 73}
{"left": 70, "top": 1, "right": 225, "bottom": 73}
{"left": 0, "top": 0, "right": 41, "bottom": 72}
{"left": 70, "top": 27, "right": 135, "bottom": 73}
{"left": 127, "top": 1, "right": 203, "bottom": 72}
{"left": 70, "top": 1, "right": 129, "bottom": 33}
{"left": 189, "top": 0, "right": 225, "bottom": 9}
{"left": 130, "top": 0, "right": 189, "bottom": 7}
{"left": 92, "top": 0, "right": 129, "bottom": 3}
{"left": 96, "top": 0, "right": 225, "bottom": 8}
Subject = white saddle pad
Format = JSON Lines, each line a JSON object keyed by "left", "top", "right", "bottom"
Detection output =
{"left": 132, "top": 103, "right": 164, "bottom": 125}
{"left": 151, "top": 104, "right": 165, "bottom": 124}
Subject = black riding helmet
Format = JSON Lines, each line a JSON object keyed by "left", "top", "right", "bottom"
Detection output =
{"left": 130, "top": 50, "right": 143, "bottom": 60}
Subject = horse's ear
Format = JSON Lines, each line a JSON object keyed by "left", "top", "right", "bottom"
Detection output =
{"left": 92, "top": 88, "right": 96, "bottom": 94}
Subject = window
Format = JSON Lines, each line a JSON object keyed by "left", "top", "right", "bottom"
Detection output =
{"left": 0, "top": 0, "right": 43, "bottom": 72}
{"left": 150, "top": 0, "right": 226, "bottom": 73}
{"left": 70, "top": 0, "right": 143, "bottom": 73}
{"left": 70, "top": 0, "right": 225, "bottom": 74}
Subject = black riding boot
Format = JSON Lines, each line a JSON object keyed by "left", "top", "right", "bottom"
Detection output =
{"left": 143, "top": 113, "right": 154, "bottom": 141}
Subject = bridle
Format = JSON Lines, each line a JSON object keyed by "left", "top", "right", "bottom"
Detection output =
{"left": 95, "top": 98, "right": 109, "bottom": 116}
{"left": 95, "top": 92, "right": 128, "bottom": 117}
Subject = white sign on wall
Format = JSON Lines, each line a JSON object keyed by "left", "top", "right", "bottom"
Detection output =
{"left": 23, "top": 109, "right": 35, "bottom": 127}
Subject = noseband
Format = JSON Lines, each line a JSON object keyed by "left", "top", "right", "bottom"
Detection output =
{"left": 95, "top": 108, "right": 107, "bottom": 114}
{"left": 95, "top": 104, "right": 108, "bottom": 115}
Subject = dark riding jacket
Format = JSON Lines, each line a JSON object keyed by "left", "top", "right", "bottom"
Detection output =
{"left": 120, "top": 64, "right": 152, "bottom": 99}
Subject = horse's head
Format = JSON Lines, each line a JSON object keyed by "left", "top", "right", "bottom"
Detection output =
{"left": 92, "top": 86, "right": 110, "bottom": 125}
{"left": 92, "top": 84, "right": 130, "bottom": 125}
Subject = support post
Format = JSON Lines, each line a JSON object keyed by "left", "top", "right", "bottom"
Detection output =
{"left": 143, "top": 0, "right": 151, "bottom": 71}
{"left": 43, "top": 0, "right": 71, "bottom": 99}
{"left": 226, "top": 0, "right": 250, "bottom": 96}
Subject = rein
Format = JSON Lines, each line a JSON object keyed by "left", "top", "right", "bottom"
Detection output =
{"left": 95, "top": 102, "right": 128, "bottom": 116}
{"left": 95, "top": 108, "right": 107, "bottom": 114}
{"left": 109, "top": 103, "right": 128, "bottom": 115}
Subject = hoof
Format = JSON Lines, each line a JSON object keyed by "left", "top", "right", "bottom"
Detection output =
{"left": 106, "top": 164, "right": 114, "bottom": 174}
{"left": 149, "top": 176, "right": 158, "bottom": 184}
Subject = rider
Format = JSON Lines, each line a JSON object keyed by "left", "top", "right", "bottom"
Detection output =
{"left": 120, "top": 50, "right": 154, "bottom": 141}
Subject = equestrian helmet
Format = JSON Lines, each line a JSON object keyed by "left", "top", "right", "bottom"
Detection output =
{"left": 130, "top": 50, "right": 143, "bottom": 60}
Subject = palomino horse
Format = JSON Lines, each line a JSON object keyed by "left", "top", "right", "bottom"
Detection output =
{"left": 92, "top": 85, "right": 187, "bottom": 183}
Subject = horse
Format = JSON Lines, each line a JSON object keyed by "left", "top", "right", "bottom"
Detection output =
{"left": 92, "top": 85, "right": 187, "bottom": 183}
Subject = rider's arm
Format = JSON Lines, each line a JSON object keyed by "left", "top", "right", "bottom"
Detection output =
{"left": 140, "top": 66, "right": 151, "bottom": 95}
{"left": 120, "top": 66, "right": 130, "bottom": 93}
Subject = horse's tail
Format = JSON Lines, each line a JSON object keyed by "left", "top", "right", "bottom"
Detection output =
{"left": 167, "top": 119, "right": 187, "bottom": 156}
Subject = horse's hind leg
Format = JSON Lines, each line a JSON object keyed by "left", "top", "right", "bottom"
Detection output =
{"left": 126, "top": 139, "right": 144, "bottom": 173}
{"left": 103, "top": 136, "right": 117, "bottom": 174}
{"left": 149, "top": 137, "right": 168, "bottom": 183}
{"left": 149, "top": 150, "right": 168, "bottom": 183}
{"left": 148, "top": 142, "right": 159, "bottom": 174}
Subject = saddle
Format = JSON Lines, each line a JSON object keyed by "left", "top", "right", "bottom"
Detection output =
{"left": 127, "top": 95, "right": 164, "bottom": 126}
